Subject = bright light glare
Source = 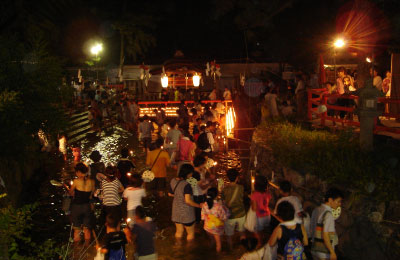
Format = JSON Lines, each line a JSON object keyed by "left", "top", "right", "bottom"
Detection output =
{"left": 90, "top": 43, "right": 103, "bottom": 55}
{"left": 366, "top": 57, "right": 372, "bottom": 63}
{"left": 161, "top": 75, "right": 168, "bottom": 88}
{"left": 192, "top": 74, "right": 200, "bottom": 87}
{"left": 334, "top": 39, "right": 345, "bottom": 48}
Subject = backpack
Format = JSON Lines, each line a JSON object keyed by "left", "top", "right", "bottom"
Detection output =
{"left": 281, "top": 225, "right": 304, "bottom": 260}
{"left": 197, "top": 132, "right": 210, "bottom": 150}
{"left": 108, "top": 247, "right": 126, "bottom": 260}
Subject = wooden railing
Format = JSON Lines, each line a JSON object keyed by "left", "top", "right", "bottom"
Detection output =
{"left": 307, "top": 89, "right": 400, "bottom": 133}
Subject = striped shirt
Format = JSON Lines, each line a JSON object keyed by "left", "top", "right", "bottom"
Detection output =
{"left": 101, "top": 178, "right": 122, "bottom": 206}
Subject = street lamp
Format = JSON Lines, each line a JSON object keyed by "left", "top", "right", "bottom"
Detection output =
{"left": 334, "top": 39, "right": 345, "bottom": 48}
{"left": 90, "top": 43, "right": 103, "bottom": 57}
{"left": 90, "top": 43, "right": 103, "bottom": 80}
{"left": 333, "top": 38, "right": 346, "bottom": 82}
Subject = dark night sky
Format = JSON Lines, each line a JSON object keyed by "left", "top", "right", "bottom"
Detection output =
{"left": 3, "top": 0, "right": 399, "bottom": 67}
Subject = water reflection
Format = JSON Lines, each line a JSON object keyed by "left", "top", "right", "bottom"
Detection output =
{"left": 41, "top": 125, "right": 248, "bottom": 259}
{"left": 80, "top": 126, "right": 133, "bottom": 165}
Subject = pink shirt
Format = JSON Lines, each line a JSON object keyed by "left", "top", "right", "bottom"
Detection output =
{"left": 250, "top": 191, "right": 271, "bottom": 217}
{"left": 177, "top": 137, "right": 194, "bottom": 161}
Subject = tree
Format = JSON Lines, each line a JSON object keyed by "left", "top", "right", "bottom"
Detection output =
{"left": 113, "top": 15, "right": 156, "bottom": 67}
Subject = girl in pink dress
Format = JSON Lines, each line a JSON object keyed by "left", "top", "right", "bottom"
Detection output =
{"left": 250, "top": 175, "right": 272, "bottom": 247}
{"left": 201, "top": 187, "right": 230, "bottom": 252}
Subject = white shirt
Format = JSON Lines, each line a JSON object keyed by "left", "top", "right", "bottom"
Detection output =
{"left": 123, "top": 187, "right": 146, "bottom": 210}
{"left": 206, "top": 131, "right": 215, "bottom": 152}
{"left": 239, "top": 247, "right": 266, "bottom": 260}
{"left": 223, "top": 90, "right": 232, "bottom": 100}
{"left": 274, "top": 195, "right": 303, "bottom": 224}
{"left": 209, "top": 91, "right": 217, "bottom": 100}
{"left": 310, "top": 204, "right": 336, "bottom": 244}
{"left": 373, "top": 76, "right": 383, "bottom": 91}
{"left": 295, "top": 80, "right": 305, "bottom": 94}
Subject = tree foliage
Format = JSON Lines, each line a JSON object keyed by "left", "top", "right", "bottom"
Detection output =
{"left": 113, "top": 15, "right": 157, "bottom": 63}
{"left": 0, "top": 203, "right": 61, "bottom": 259}
{"left": 0, "top": 28, "right": 68, "bottom": 158}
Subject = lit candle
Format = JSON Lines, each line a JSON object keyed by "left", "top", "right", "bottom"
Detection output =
{"left": 70, "top": 180, "right": 74, "bottom": 186}
{"left": 127, "top": 172, "right": 132, "bottom": 177}
{"left": 126, "top": 218, "right": 131, "bottom": 223}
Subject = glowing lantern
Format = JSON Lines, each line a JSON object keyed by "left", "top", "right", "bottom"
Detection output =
{"left": 192, "top": 74, "right": 200, "bottom": 87}
{"left": 161, "top": 74, "right": 168, "bottom": 88}
{"left": 226, "top": 107, "right": 236, "bottom": 137}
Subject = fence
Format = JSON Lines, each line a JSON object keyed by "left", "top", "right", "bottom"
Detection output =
{"left": 307, "top": 88, "right": 400, "bottom": 134}
{"left": 138, "top": 100, "right": 233, "bottom": 117}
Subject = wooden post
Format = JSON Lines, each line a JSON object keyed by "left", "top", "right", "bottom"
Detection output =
{"left": 390, "top": 53, "right": 400, "bottom": 115}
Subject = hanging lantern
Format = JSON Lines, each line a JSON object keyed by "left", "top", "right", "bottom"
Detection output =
{"left": 161, "top": 74, "right": 168, "bottom": 88}
{"left": 192, "top": 73, "right": 200, "bottom": 87}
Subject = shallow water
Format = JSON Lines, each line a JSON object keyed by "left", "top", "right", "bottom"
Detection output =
{"left": 39, "top": 126, "right": 250, "bottom": 259}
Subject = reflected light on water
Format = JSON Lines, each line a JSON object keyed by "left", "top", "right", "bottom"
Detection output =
{"left": 80, "top": 126, "right": 132, "bottom": 165}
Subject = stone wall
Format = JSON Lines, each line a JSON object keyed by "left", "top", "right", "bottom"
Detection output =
{"left": 250, "top": 128, "right": 400, "bottom": 260}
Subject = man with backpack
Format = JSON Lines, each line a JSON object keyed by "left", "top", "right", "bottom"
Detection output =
{"left": 197, "top": 121, "right": 214, "bottom": 154}
{"left": 97, "top": 214, "right": 127, "bottom": 260}
{"left": 310, "top": 188, "right": 343, "bottom": 260}
{"left": 268, "top": 201, "right": 308, "bottom": 260}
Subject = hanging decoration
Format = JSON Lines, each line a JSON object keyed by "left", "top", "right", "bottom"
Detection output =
{"left": 77, "top": 69, "right": 82, "bottom": 83}
{"left": 140, "top": 64, "right": 152, "bottom": 86}
{"left": 205, "top": 60, "right": 222, "bottom": 80}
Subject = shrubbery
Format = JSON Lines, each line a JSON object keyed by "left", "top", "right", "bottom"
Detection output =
{"left": 255, "top": 121, "right": 400, "bottom": 201}
{"left": 0, "top": 203, "right": 62, "bottom": 259}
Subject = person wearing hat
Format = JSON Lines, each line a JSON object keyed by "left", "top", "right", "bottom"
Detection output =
{"left": 89, "top": 150, "right": 105, "bottom": 189}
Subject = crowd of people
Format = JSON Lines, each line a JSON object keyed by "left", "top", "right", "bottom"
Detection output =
{"left": 60, "top": 98, "right": 344, "bottom": 260}
{"left": 260, "top": 66, "right": 393, "bottom": 125}
{"left": 54, "top": 80, "right": 352, "bottom": 260}
{"left": 65, "top": 152, "right": 344, "bottom": 260}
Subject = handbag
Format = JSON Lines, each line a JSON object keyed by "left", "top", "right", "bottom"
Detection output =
{"left": 244, "top": 208, "right": 257, "bottom": 232}
{"left": 62, "top": 192, "right": 71, "bottom": 213}
{"left": 311, "top": 210, "right": 337, "bottom": 254}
